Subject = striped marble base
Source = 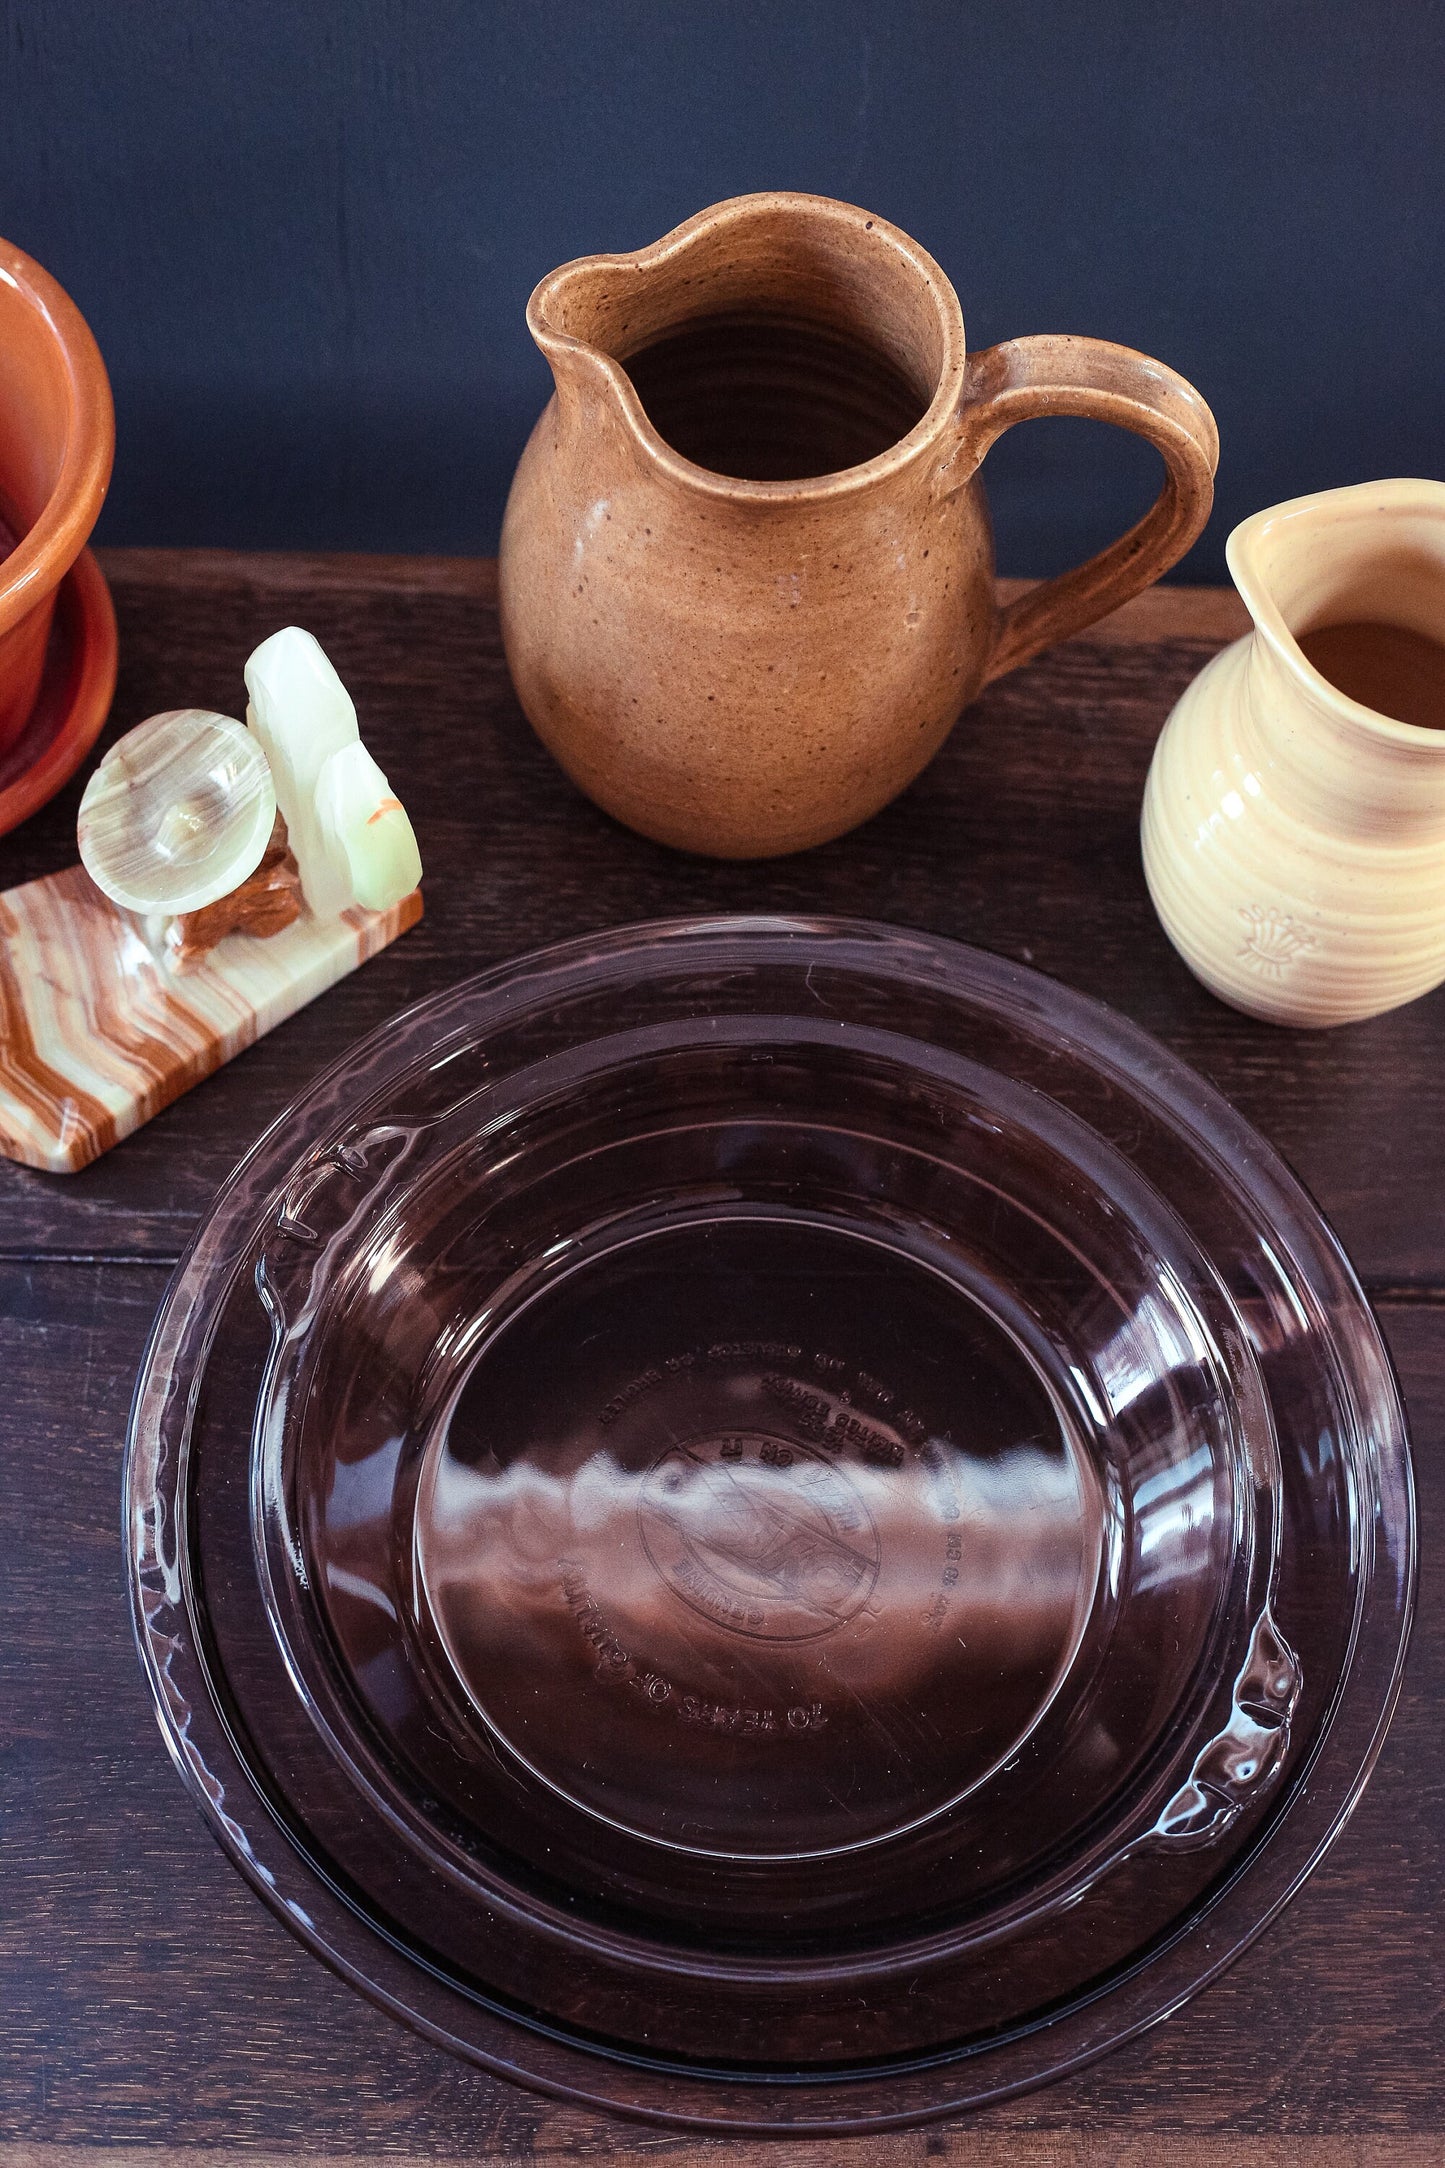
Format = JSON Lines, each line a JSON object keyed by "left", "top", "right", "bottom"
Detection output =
{"left": 0, "top": 861, "right": 422, "bottom": 1173}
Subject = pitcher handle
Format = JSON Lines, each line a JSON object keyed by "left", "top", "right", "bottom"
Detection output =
{"left": 949, "top": 336, "right": 1219, "bottom": 684}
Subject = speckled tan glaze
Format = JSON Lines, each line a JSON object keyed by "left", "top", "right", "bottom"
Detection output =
{"left": 499, "top": 193, "right": 1218, "bottom": 859}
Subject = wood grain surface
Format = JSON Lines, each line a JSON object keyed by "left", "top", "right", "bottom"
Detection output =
{"left": 0, "top": 553, "right": 1438, "bottom": 2164}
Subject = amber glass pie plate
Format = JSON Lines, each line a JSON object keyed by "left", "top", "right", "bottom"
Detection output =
{"left": 125, "top": 916, "right": 1415, "bottom": 2131}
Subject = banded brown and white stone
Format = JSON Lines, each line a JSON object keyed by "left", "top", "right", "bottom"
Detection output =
{"left": 0, "top": 862, "right": 421, "bottom": 1174}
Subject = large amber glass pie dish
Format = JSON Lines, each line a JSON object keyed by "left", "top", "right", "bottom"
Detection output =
{"left": 125, "top": 917, "right": 1415, "bottom": 2130}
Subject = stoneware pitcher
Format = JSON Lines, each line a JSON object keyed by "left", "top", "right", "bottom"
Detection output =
{"left": 499, "top": 192, "right": 1218, "bottom": 858}
{"left": 1143, "top": 480, "right": 1445, "bottom": 1028}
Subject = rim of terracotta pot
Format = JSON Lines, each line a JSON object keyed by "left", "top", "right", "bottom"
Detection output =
{"left": 0, "top": 235, "right": 115, "bottom": 639}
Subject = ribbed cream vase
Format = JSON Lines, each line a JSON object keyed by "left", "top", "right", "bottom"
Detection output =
{"left": 1142, "top": 480, "right": 1445, "bottom": 1028}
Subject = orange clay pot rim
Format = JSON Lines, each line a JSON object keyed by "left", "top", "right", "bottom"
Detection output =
{"left": 0, "top": 236, "right": 115, "bottom": 640}
{"left": 527, "top": 191, "right": 970, "bottom": 507}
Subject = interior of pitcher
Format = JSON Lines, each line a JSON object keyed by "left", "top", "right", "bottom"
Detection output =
{"left": 1241, "top": 492, "right": 1445, "bottom": 730}
{"left": 540, "top": 199, "right": 957, "bottom": 482}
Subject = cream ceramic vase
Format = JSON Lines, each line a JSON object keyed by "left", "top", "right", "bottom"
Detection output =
{"left": 1143, "top": 480, "right": 1445, "bottom": 1028}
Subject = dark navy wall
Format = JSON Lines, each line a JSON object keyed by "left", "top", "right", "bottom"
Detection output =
{"left": 3, "top": 2, "right": 1441, "bottom": 578}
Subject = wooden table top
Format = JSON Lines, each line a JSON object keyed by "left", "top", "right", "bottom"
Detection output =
{"left": 1, "top": 551, "right": 1439, "bottom": 2167}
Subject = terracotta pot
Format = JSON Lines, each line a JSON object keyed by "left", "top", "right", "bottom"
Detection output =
{"left": 0, "top": 237, "right": 114, "bottom": 759}
{"left": 1143, "top": 480, "right": 1445, "bottom": 1027}
{"left": 500, "top": 192, "right": 1217, "bottom": 859}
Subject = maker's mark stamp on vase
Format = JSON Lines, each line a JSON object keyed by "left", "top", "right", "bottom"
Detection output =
{"left": 1238, "top": 905, "right": 1317, "bottom": 979}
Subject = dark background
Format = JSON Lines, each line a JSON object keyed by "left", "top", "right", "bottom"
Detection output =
{"left": 2, "top": 0, "right": 1440, "bottom": 579}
